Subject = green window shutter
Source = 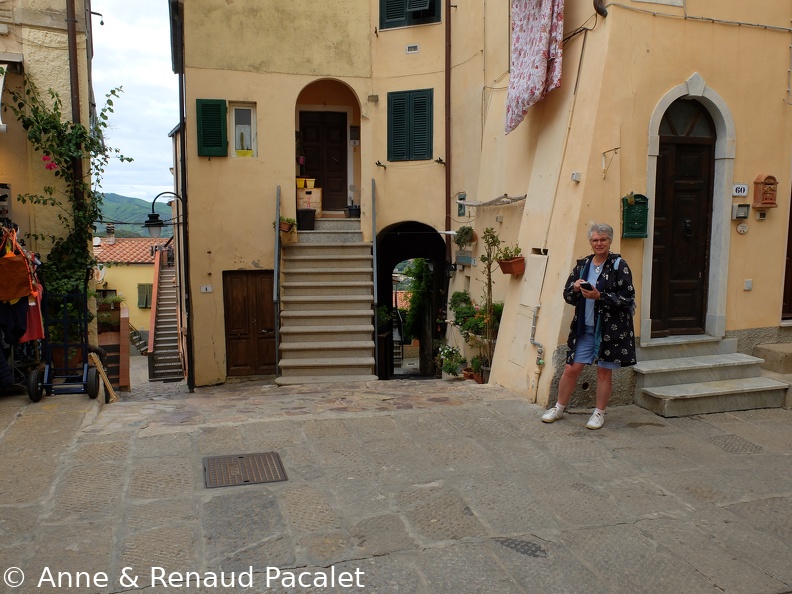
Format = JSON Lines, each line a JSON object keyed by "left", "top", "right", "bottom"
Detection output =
{"left": 410, "top": 90, "right": 432, "bottom": 160}
{"left": 381, "top": 0, "right": 408, "bottom": 29}
{"left": 388, "top": 93, "right": 409, "bottom": 161}
{"left": 406, "top": 0, "right": 431, "bottom": 11}
{"left": 138, "top": 284, "right": 153, "bottom": 308}
{"left": 196, "top": 99, "right": 228, "bottom": 157}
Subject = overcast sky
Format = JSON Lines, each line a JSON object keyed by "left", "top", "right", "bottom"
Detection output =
{"left": 91, "top": 0, "right": 179, "bottom": 201}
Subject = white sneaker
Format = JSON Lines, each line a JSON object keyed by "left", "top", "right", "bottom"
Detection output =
{"left": 542, "top": 406, "right": 564, "bottom": 423}
{"left": 586, "top": 411, "right": 605, "bottom": 430}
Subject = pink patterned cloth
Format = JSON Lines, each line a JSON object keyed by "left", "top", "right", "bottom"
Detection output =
{"left": 505, "top": 0, "right": 565, "bottom": 134}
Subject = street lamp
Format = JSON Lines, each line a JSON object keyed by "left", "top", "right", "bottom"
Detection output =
{"left": 143, "top": 191, "right": 181, "bottom": 238}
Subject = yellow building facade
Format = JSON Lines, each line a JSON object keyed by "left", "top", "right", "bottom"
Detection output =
{"left": 173, "top": 1, "right": 792, "bottom": 404}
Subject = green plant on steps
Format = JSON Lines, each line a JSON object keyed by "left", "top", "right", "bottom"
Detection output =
{"left": 438, "top": 344, "right": 467, "bottom": 376}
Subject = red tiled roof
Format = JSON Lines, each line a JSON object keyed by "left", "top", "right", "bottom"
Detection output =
{"left": 394, "top": 291, "right": 412, "bottom": 310}
{"left": 93, "top": 237, "right": 167, "bottom": 264}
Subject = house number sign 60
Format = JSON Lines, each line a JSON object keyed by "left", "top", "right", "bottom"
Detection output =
{"left": 733, "top": 183, "right": 749, "bottom": 197}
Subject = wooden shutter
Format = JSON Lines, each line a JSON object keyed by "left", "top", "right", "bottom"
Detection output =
{"left": 410, "top": 90, "right": 432, "bottom": 160}
{"left": 388, "top": 93, "right": 409, "bottom": 161}
{"left": 196, "top": 99, "right": 228, "bottom": 157}
{"left": 406, "top": 0, "right": 431, "bottom": 11}
{"left": 138, "top": 284, "right": 153, "bottom": 308}
{"left": 382, "top": 0, "right": 408, "bottom": 29}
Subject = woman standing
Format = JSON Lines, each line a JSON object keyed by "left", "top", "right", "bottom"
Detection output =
{"left": 542, "top": 223, "right": 637, "bottom": 429}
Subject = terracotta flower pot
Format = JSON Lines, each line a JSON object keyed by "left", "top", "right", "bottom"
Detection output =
{"left": 279, "top": 221, "right": 294, "bottom": 233}
{"left": 498, "top": 256, "right": 526, "bottom": 275}
{"left": 462, "top": 367, "right": 475, "bottom": 380}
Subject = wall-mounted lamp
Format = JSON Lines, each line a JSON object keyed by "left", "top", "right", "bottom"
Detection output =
{"left": 445, "top": 261, "right": 457, "bottom": 278}
{"left": 375, "top": 160, "right": 387, "bottom": 169}
{"left": 90, "top": 11, "right": 104, "bottom": 25}
{"left": 143, "top": 191, "right": 182, "bottom": 238}
{"left": 435, "top": 157, "right": 446, "bottom": 165}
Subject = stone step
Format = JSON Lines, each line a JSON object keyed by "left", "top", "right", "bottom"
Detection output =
{"left": 280, "top": 309, "right": 373, "bottom": 326}
{"left": 635, "top": 376, "right": 789, "bottom": 417}
{"left": 282, "top": 254, "right": 373, "bottom": 269}
{"left": 275, "top": 374, "right": 379, "bottom": 386}
{"left": 283, "top": 242, "right": 372, "bottom": 257}
{"left": 637, "top": 337, "right": 737, "bottom": 361}
{"left": 754, "top": 343, "right": 792, "bottom": 374}
{"left": 282, "top": 268, "right": 373, "bottom": 283}
{"left": 279, "top": 340, "right": 374, "bottom": 359}
{"left": 281, "top": 295, "right": 374, "bottom": 310}
{"left": 633, "top": 353, "right": 763, "bottom": 388}
{"left": 279, "top": 324, "right": 374, "bottom": 342}
{"left": 297, "top": 230, "right": 364, "bottom": 243}
{"left": 314, "top": 218, "right": 363, "bottom": 231}
{"left": 279, "top": 356, "right": 375, "bottom": 376}
{"left": 281, "top": 281, "right": 373, "bottom": 297}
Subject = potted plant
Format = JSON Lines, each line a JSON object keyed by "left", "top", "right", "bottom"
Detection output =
{"left": 497, "top": 243, "right": 525, "bottom": 275}
{"left": 454, "top": 225, "right": 477, "bottom": 250}
{"left": 438, "top": 344, "right": 467, "bottom": 378}
{"left": 276, "top": 216, "right": 297, "bottom": 233}
{"left": 471, "top": 355, "right": 484, "bottom": 383}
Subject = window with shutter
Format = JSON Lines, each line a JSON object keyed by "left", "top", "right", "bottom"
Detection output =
{"left": 138, "top": 284, "right": 153, "bottom": 308}
{"left": 388, "top": 89, "right": 433, "bottom": 161}
{"left": 380, "top": 0, "right": 439, "bottom": 30}
{"left": 196, "top": 99, "right": 228, "bottom": 157}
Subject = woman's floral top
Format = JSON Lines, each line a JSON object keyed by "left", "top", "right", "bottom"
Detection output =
{"left": 562, "top": 252, "right": 637, "bottom": 367}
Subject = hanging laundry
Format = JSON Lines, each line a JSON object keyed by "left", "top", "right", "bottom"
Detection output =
{"left": 505, "top": 0, "right": 565, "bottom": 134}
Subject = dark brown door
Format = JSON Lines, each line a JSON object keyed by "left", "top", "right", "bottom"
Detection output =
{"left": 300, "top": 111, "right": 348, "bottom": 210}
{"left": 784, "top": 193, "right": 792, "bottom": 319}
{"left": 223, "top": 271, "right": 276, "bottom": 375}
{"left": 651, "top": 100, "right": 715, "bottom": 337}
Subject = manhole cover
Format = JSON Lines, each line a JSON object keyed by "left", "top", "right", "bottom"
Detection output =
{"left": 203, "top": 452, "right": 288, "bottom": 488}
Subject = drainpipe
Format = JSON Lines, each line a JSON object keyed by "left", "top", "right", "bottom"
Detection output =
{"left": 444, "top": 0, "right": 452, "bottom": 262}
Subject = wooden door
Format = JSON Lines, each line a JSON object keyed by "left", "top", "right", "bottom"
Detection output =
{"left": 300, "top": 111, "right": 348, "bottom": 210}
{"left": 651, "top": 100, "right": 715, "bottom": 337}
{"left": 223, "top": 271, "right": 276, "bottom": 375}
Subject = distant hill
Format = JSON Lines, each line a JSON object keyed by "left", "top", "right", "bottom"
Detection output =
{"left": 95, "top": 193, "right": 174, "bottom": 238}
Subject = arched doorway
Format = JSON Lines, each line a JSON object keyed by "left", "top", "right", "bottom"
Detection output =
{"left": 650, "top": 99, "right": 715, "bottom": 337}
{"left": 641, "top": 73, "right": 736, "bottom": 342}
{"left": 377, "top": 221, "right": 448, "bottom": 376}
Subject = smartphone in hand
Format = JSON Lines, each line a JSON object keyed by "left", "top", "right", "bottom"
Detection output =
{"left": 579, "top": 281, "right": 594, "bottom": 291}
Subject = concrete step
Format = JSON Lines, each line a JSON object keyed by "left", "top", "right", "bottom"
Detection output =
{"left": 314, "top": 218, "right": 362, "bottom": 231}
{"left": 283, "top": 242, "right": 372, "bottom": 257}
{"left": 275, "top": 374, "right": 379, "bottom": 386}
{"left": 279, "top": 356, "right": 375, "bottom": 376}
{"left": 280, "top": 309, "right": 373, "bottom": 326}
{"left": 754, "top": 343, "right": 792, "bottom": 374}
{"left": 282, "top": 254, "right": 373, "bottom": 269}
{"left": 635, "top": 376, "right": 789, "bottom": 417}
{"left": 279, "top": 324, "right": 374, "bottom": 342}
{"left": 637, "top": 337, "right": 738, "bottom": 361}
{"left": 279, "top": 340, "right": 374, "bottom": 359}
{"left": 634, "top": 353, "right": 763, "bottom": 388}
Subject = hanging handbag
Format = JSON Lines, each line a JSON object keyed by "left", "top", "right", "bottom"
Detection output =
{"left": 0, "top": 230, "right": 34, "bottom": 302}
{"left": 19, "top": 290, "right": 44, "bottom": 343}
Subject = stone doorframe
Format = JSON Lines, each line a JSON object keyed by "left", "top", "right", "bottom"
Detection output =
{"left": 640, "top": 72, "right": 737, "bottom": 345}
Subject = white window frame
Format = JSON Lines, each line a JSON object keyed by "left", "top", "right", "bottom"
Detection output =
{"left": 230, "top": 103, "right": 257, "bottom": 158}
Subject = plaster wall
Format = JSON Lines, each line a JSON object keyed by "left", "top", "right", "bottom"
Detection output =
{"left": 101, "top": 264, "right": 157, "bottom": 332}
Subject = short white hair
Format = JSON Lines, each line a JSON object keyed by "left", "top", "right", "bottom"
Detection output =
{"left": 587, "top": 222, "right": 613, "bottom": 242}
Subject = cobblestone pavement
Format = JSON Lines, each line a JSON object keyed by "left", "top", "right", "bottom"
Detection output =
{"left": 1, "top": 365, "right": 791, "bottom": 593}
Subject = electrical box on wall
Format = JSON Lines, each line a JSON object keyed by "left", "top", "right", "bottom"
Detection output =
{"left": 621, "top": 193, "right": 648, "bottom": 238}
{"left": 731, "top": 204, "right": 750, "bottom": 220}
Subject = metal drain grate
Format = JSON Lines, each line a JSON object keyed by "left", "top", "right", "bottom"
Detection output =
{"left": 203, "top": 452, "right": 288, "bottom": 488}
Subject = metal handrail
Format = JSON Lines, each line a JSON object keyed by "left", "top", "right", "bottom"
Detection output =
{"left": 371, "top": 179, "right": 378, "bottom": 377}
{"left": 274, "top": 185, "right": 281, "bottom": 378}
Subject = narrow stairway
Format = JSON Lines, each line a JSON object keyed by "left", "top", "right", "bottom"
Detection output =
{"left": 276, "top": 217, "right": 378, "bottom": 385}
{"left": 149, "top": 265, "right": 184, "bottom": 381}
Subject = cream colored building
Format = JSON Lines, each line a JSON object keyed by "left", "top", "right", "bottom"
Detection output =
{"left": 171, "top": 1, "right": 792, "bottom": 409}
{"left": 0, "top": 0, "right": 96, "bottom": 258}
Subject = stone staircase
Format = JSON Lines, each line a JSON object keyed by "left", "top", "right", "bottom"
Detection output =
{"left": 633, "top": 336, "right": 789, "bottom": 417}
{"left": 148, "top": 265, "right": 184, "bottom": 382}
{"left": 275, "top": 217, "right": 378, "bottom": 386}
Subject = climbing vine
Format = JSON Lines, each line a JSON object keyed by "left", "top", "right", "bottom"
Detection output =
{"left": 2, "top": 68, "right": 131, "bottom": 294}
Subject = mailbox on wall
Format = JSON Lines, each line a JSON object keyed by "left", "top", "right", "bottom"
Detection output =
{"left": 621, "top": 193, "right": 648, "bottom": 238}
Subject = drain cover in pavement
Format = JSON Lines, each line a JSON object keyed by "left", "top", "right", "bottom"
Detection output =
{"left": 203, "top": 452, "right": 288, "bottom": 488}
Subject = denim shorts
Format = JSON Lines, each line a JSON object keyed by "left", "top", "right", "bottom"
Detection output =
{"left": 573, "top": 326, "right": 620, "bottom": 369}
